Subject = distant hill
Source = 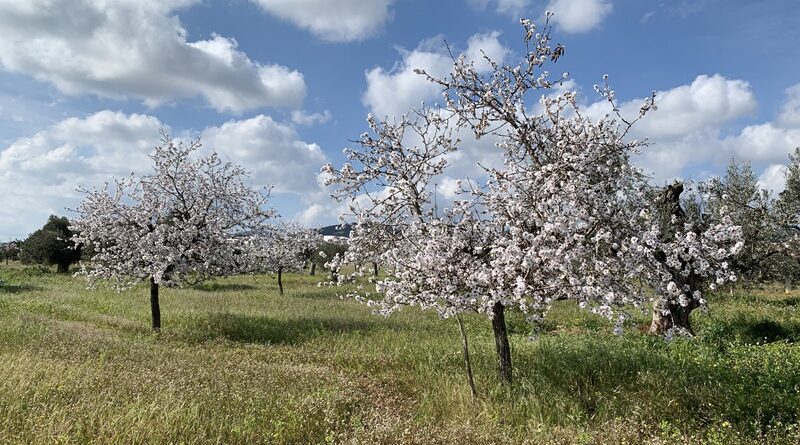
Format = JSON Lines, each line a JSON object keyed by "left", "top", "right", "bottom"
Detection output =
{"left": 318, "top": 223, "right": 352, "bottom": 238}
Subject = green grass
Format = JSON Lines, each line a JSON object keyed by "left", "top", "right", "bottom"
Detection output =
{"left": 1, "top": 264, "right": 799, "bottom": 444}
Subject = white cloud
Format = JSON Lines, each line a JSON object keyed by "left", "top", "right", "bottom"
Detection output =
{"left": 0, "top": 111, "right": 165, "bottom": 239}
{"left": 0, "top": 111, "right": 333, "bottom": 238}
{"left": 291, "top": 110, "right": 332, "bottom": 126}
{"left": 497, "top": 0, "right": 532, "bottom": 16}
{"left": 0, "top": 0, "right": 306, "bottom": 113}
{"left": 437, "top": 177, "right": 463, "bottom": 199}
{"left": 582, "top": 74, "right": 800, "bottom": 192}
{"left": 201, "top": 115, "right": 327, "bottom": 194}
{"left": 467, "top": 0, "right": 531, "bottom": 18}
{"left": 249, "top": 0, "right": 396, "bottom": 42}
{"left": 464, "top": 32, "right": 512, "bottom": 72}
{"left": 363, "top": 32, "right": 510, "bottom": 118}
{"left": 297, "top": 203, "right": 326, "bottom": 225}
{"left": 546, "top": 0, "right": 613, "bottom": 33}
{"left": 778, "top": 83, "right": 800, "bottom": 128}
{"left": 758, "top": 164, "right": 788, "bottom": 195}
{"left": 724, "top": 123, "right": 800, "bottom": 165}
{"left": 586, "top": 74, "right": 756, "bottom": 139}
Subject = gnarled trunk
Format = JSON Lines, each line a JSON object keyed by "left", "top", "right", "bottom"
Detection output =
{"left": 150, "top": 277, "right": 161, "bottom": 332}
{"left": 649, "top": 298, "right": 699, "bottom": 335}
{"left": 491, "top": 302, "right": 512, "bottom": 385}
{"left": 56, "top": 262, "right": 69, "bottom": 273}
{"left": 309, "top": 262, "right": 316, "bottom": 276}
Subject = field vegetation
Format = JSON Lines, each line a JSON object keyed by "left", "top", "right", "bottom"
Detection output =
{"left": 1, "top": 263, "right": 799, "bottom": 444}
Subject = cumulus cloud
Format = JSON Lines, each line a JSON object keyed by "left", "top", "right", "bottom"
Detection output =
{"left": 586, "top": 74, "right": 757, "bottom": 139}
{"left": 583, "top": 74, "right": 800, "bottom": 191}
{"left": 546, "top": 0, "right": 613, "bottom": 33}
{"left": 201, "top": 115, "right": 327, "bottom": 194}
{"left": 778, "top": 83, "right": 800, "bottom": 128}
{"left": 0, "top": 111, "right": 332, "bottom": 238}
{"left": 291, "top": 110, "right": 332, "bottom": 126}
{"left": 758, "top": 164, "right": 788, "bottom": 195}
{"left": 467, "top": 0, "right": 531, "bottom": 18}
{"left": 0, "top": 0, "right": 306, "bottom": 113}
{"left": 363, "top": 32, "right": 510, "bottom": 118}
{"left": 0, "top": 111, "right": 165, "bottom": 239}
{"left": 249, "top": 0, "right": 396, "bottom": 42}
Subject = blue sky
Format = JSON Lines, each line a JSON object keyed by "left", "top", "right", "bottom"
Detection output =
{"left": 1, "top": 0, "right": 799, "bottom": 240}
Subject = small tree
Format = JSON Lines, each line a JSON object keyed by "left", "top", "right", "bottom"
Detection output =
{"left": 777, "top": 147, "right": 800, "bottom": 286}
{"left": 20, "top": 215, "right": 81, "bottom": 273}
{"left": 249, "top": 222, "right": 321, "bottom": 294}
{"left": 310, "top": 239, "right": 347, "bottom": 276}
{"left": 1, "top": 241, "right": 21, "bottom": 265}
{"left": 701, "top": 160, "right": 786, "bottom": 286}
{"left": 71, "top": 134, "right": 273, "bottom": 332}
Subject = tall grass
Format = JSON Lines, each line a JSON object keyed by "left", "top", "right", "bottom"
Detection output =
{"left": 0, "top": 264, "right": 798, "bottom": 444}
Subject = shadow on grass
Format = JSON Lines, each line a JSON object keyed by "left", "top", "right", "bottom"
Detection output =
{"left": 513, "top": 335, "right": 800, "bottom": 432}
{"left": 0, "top": 283, "right": 41, "bottom": 294}
{"left": 699, "top": 314, "right": 800, "bottom": 345}
{"left": 721, "top": 293, "right": 800, "bottom": 307}
{"left": 193, "top": 282, "right": 258, "bottom": 292}
{"left": 188, "top": 312, "right": 399, "bottom": 345}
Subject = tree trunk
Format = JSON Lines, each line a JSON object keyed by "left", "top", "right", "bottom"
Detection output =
{"left": 150, "top": 277, "right": 161, "bottom": 332}
{"left": 456, "top": 314, "right": 477, "bottom": 400}
{"left": 491, "top": 302, "right": 512, "bottom": 385}
{"left": 309, "top": 262, "right": 316, "bottom": 276}
{"left": 278, "top": 266, "right": 284, "bottom": 295}
{"left": 372, "top": 261, "right": 379, "bottom": 277}
{"left": 785, "top": 276, "right": 792, "bottom": 294}
{"left": 649, "top": 298, "right": 697, "bottom": 335}
{"left": 56, "top": 262, "right": 69, "bottom": 273}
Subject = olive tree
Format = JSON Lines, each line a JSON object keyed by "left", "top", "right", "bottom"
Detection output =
{"left": 645, "top": 182, "right": 743, "bottom": 335}
{"left": 1, "top": 241, "right": 21, "bottom": 265}
{"left": 20, "top": 215, "right": 81, "bottom": 273}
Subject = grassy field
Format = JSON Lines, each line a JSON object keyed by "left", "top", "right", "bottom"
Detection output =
{"left": 1, "top": 263, "right": 799, "bottom": 444}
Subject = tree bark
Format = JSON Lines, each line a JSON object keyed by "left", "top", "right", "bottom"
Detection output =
{"left": 278, "top": 266, "right": 284, "bottom": 295}
{"left": 456, "top": 314, "right": 477, "bottom": 400}
{"left": 56, "top": 262, "right": 69, "bottom": 273}
{"left": 150, "top": 277, "right": 161, "bottom": 332}
{"left": 310, "top": 262, "right": 316, "bottom": 276}
{"left": 372, "top": 261, "right": 379, "bottom": 277}
{"left": 649, "top": 298, "right": 698, "bottom": 335}
{"left": 491, "top": 302, "right": 512, "bottom": 385}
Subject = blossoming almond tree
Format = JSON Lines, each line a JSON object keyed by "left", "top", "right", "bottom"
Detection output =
{"left": 326, "top": 16, "right": 743, "bottom": 388}
{"left": 324, "top": 16, "right": 659, "bottom": 386}
{"left": 248, "top": 222, "right": 322, "bottom": 294}
{"left": 71, "top": 134, "right": 273, "bottom": 332}
{"left": 419, "top": 16, "right": 743, "bottom": 339}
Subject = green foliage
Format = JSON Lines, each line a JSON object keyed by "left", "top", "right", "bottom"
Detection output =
{"left": 0, "top": 240, "right": 21, "bottom": 264}
{"left": 19, "top": 215, "right": 81, "bottom": 273}
{"left": 700, "top": 159, "right": 796, "bottom": 284}
{"left": 0, "top": 266, "right": 799, "bottom": 444}
{"left": 780, "top": 147, "right": 800, "bottom": 215}
{"left": 310, "top": 240, "right": 348, "bottom": 272}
